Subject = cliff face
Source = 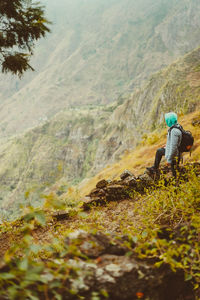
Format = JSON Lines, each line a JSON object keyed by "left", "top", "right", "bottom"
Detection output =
{"left": 0, "top": 47, "right": 200, "bottom": 218}
{"left": 0, "top": 0, "right": 200, "bottom": 138}
{"left": 0, "top": 108, "right": 111, "bottom": 216}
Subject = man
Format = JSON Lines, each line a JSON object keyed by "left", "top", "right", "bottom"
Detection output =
{"left": 146, "top": 112, "right": 182, "bottom": 177}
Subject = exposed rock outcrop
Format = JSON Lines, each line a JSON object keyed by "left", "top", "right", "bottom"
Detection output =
{"left": 82, "top": 163, "right": 200, "bottom": 210}
{"left": 62, "top": 230, "right": 194, "bottom": 300}
{"left": 81, "top": 169, "right": 156, "bottom": 210}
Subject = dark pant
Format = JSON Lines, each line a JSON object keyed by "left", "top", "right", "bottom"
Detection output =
{"left": 154, "top": 147, "right": 180, "bottom": 177}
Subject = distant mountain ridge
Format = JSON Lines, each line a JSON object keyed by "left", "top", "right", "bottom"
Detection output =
{"left": 0, "top": 0, "right": 200, "bottom": 138}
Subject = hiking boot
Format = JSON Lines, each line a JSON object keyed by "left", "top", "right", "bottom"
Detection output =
{"left": 146, "top": 166, "right": 158, "bottom": 174}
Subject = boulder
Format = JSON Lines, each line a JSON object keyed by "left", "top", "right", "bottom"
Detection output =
{"left": 123, "top": 176, "right": 137, "bottom": 187}
{"left": 136, "top": 173, "right": 154, "bottom": 192}
{"left": 96, "top": 179, "right": 109, "bottom": 189}
{"left": 120, "top": 170, "right": 134, "bottom": 180}
{"left": 106, "top": 185, "right": 128, "bottom": 201}
{"left": 62, "top": 231, "right": 194, "bottom": 300}
{"left": 65, "top": 231, "right": 131, "bottom": 258}
{"left": 109, "top": 185, "right": 122, "bottom": 192}
{"left": 82, "top": 197, "right": 106, "bottom": 211}
{"left": 88, "top": 188, "right": 102, "bottom": 197}
{"left": 52, "top": 211, "right": 69, "bottom": 221}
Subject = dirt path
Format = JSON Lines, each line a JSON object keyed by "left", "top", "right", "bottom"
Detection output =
{"left": 0, "top": 197, "right": 141, "bottom": 258}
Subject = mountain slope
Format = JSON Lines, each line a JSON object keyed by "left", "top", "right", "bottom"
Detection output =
{"left": 0, "top": 130, "right": 199, "bottom": 299}
{"left": 1, "top": 0, "right": 200, "bottom": 138}
{"left": 0, "top": 47, "right": 200, "bottom": 218}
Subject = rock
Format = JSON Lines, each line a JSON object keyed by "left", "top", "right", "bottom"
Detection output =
{"left": 192, "top": 116, "right": 200, "bottom": 127}
{"left": 137, "top": 173, "right": 154, "bottom": 185}
{"left": 52, "top": 211, "right": 69, "bottom": 221}
{"left": 82, "top": 197, "right": 106, "bottom": 211}
{"left": 120, "top": 170, "right": 134, "bottom": 180}
{"left": 134, "top": 173, "right": 154, "bottom": 192}
{"left": 88, "top": 188, "right": 101, "bottom": 197}
{"left": 106, "top": 185, "right": 129, "bottom": 201}
{"left": 96, "top": 179, "right": 109, "bottom": 189}
{"left": 91, "top": 189, "right": 106, "bottom": 197}
{"left": 80, "top": 196, "right": 91, "bottom": 203}
{"left": 82, "top": 163, "right": 200, "bottom": 210}
{"left": 106, "top": 185, "right": 125, "bottom": 192}
{"left": 123, "top": 175, "right": 137, "bottom": 187}
{"left": 61, "top": 246, "right": 194, "bottom": 300}
{"left": 65, "top": 231, "right": 130, "bottom": 259}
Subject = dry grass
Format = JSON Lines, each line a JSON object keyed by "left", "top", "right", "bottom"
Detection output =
{"left": 187, "top": 71, "right": 200, "bottom": 87}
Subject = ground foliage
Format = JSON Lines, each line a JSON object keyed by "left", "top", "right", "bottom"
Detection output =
{"left": 0, "top": 166, "right": 199, "bottom": 299}
{"left": 132, "top": 169, "right": 200, "bottom": 293}
{"left": 0, "top": 0, "right": 50, "bottom": 75}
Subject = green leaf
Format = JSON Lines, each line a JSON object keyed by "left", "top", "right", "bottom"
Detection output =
{"left": 78, "top": 212, "right": 88, "bottom": 219}
{"left": 40, "top": 273, "right": 54, "bottom": 283}
{"left": 125, "top": 251, "right": 133, "bottom": 257}
{"left": 154, "top": 261, "right": 163, "bottom": 268}
{"left": 24, "top": 234, "right": 33, "bottom": 244}
{"left": 132, "top": 236, "right": 138, "bottom": 243}
{"left": 142, "top": 231, "right": 148, "bottom": 238}
{"left": 100, "top": 289, "right": 109, "bottom": 298}
{"left": 53, "top": 292, "right": 62, "bottom": 300}
{"left": 27, "top": 294, "right": 39, "bottom": 300}
{"left": 25, "top": 273, "right": 42, "bottom": 282}
{"left": 30, "top": 244, "right": 41, "bottom": 254}
{"left": 35, "top": 211, "right": 46, "bottom": 226}
{"left": 184, "top": 273, "right": 192, "bottom": 281}
{"left": 50, "top": 280, "right": 62, "bottom": 289}
{"left": 0, "top": 273, "right": 15, "bottom": 280}
{"left": 18, "top": 257, "right": 28, "bottom": 271}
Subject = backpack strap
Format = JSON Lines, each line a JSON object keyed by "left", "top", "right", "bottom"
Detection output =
{"left": 168, "top": 124, "right": 183, "bottom": 134}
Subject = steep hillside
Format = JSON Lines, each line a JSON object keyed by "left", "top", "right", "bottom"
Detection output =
{"left": 1, "top": 0, "right": 200, "bottom": 137}
{"left": 0, "top": 133, "right": 199, "bottom": 299}
{"left": 0, "top": 106, "right": 113, "bottom": 218}
{"left": 0, "top": 47, "right": 200, "bottom": 218}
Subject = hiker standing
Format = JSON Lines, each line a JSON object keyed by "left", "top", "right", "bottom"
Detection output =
{"left": 146, "top": 112, "right": 182, "bottom": 177}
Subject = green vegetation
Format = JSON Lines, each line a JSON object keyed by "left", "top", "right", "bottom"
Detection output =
{"left": 132, "top": 170, "right": 200, "bottom": 290}
{"left": 0, "top": 166, "right": 199, "bottom": 299}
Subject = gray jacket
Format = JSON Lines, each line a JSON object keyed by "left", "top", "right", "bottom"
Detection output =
{"left": 165, "top": 124, "right": 182, "bottom": 163}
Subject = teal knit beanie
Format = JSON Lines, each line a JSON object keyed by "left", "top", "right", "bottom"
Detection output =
{"left": 165, "top": 112, "right": 178, "bottom": 127}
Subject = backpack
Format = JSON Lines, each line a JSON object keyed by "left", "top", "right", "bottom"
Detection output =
{"left": 169, "top": 124, "right": 194, "bottom": 153}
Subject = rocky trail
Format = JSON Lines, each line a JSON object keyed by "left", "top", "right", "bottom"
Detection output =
{"left": 81, "top": 163, "right": 200, "bottom": 209}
